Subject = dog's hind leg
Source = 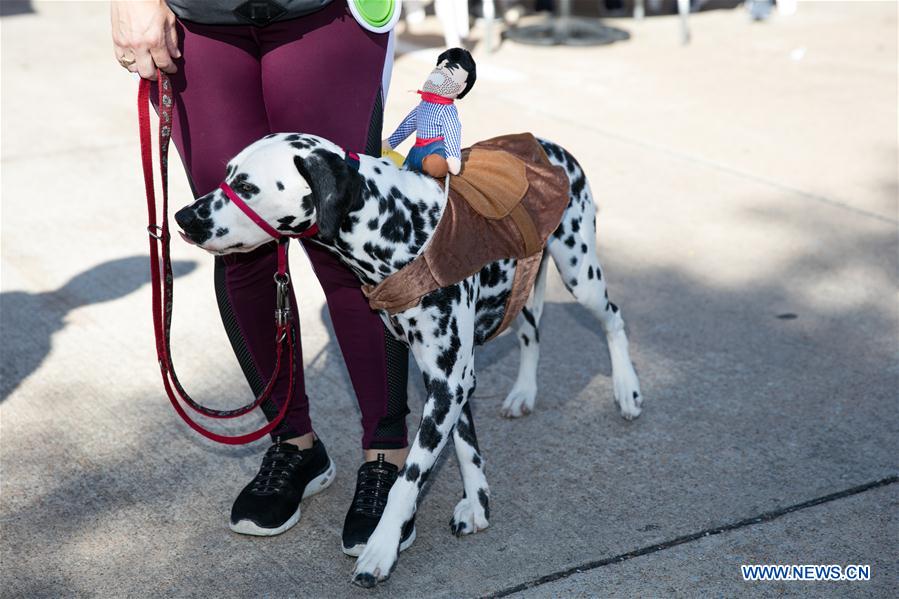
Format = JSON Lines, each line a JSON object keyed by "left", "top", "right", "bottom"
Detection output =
{"left": 547, "top": 197, "right": 642, "bottom": 420}
{"left": 501, "top": 254, "right": 549, "bottom": 418}
{"left": 450, "top": 400, "right": 490, "bottom": 536}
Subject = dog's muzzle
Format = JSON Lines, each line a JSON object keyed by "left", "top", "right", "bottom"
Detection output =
{"left": 174, "top": 206, "right": 210, "bottom": 245}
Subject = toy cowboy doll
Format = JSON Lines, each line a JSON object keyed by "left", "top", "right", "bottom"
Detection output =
{"left": 383, "top": 48, "right": 477, "bottom": 178}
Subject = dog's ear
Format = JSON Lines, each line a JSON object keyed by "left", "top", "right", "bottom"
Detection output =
{"left": 294, "top": 149, "right": 363, "bottom": 242}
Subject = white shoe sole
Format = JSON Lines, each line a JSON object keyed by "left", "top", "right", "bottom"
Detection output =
{"left": 342, "top": 526, "right": 417, "bottom": 557}
{"left": 229, "top": 460, "right": 336, "bottom": 537}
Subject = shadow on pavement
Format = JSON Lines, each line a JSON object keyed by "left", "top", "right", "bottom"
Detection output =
{"left": 0, "top": 0, "right": 33, "bottom": 17}
{"left": 0, "top": 256, "right": 197, "bottom": 402}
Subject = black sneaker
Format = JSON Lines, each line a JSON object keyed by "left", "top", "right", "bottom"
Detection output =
{"left": 341, "top": 454, "right": 416, "bottom": 556}
{"left": 229, "top": 438, "right": 335, "bottom": 536}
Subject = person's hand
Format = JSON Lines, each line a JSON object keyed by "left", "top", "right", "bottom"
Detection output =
{"left": 446, "top": 156, "right": 461, "bottom": 175}
{"left": 111, "top": 0, "right": 180, "bottom": 79}
{"left": 381, "top": 139, "right": 393, "bottom": 153}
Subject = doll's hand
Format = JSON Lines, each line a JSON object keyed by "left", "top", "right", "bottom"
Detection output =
{"left": 446, "top": 156, "right": 461, "bottom": 175}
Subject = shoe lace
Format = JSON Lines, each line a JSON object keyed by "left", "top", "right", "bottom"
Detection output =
{"left": 250, "top": 443, "right": 304, "bottom": 495}
{"left": 351, "top": 454, "right": 396, "bottom": 517}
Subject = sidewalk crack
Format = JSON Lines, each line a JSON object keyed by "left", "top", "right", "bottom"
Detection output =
{"left": 483, "top": 474, "right": 898, "bottom": 598}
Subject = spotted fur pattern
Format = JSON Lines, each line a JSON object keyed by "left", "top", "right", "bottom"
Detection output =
{"left": 175, "top": 133, "right": 642, "bottom": 588}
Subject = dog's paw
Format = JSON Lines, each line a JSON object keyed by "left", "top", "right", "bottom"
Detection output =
{"left": 352, "top": 532, "right": 399, "bottom": 588}
{"left": 450, "top": 495, "right": 490, "bottom": 537}
{"left": 613, "top": 366, "right": 642, "bottom": 420}
{"left": 501, "top": 386, "right": 536, "bottom": 418}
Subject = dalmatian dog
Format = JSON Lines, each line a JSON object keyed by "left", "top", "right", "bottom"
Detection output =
{"left": 174, "top": 133, "right": 642, "bottom": 587}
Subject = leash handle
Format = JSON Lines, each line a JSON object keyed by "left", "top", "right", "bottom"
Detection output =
{"left": 139, "top": 71, "right": 296, "bottom": 444}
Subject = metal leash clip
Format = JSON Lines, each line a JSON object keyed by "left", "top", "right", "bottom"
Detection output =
{"left": 147, "top": 224, "right": 165, "bottom": 240}
{"left": 274, "top": 272, "right": 291, "bottom": 329}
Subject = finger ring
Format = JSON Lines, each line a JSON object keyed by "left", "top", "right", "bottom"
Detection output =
{"left": 118, "top": 54, "right": 136, "bottom": 68}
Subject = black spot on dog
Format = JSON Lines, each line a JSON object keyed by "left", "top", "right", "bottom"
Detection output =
{"left": 373, "top": 166, "right": 382, "bottom": 174}
{"left": 569, "top": 278, "right": 578, "bottom": 287}
{"left": 404, "top": 464, "right": 421, "bottom": 482}
{"left": 364, "top": 241, "right": 395, "bottom": 263}
{"left": 477, "top": 488, "right": 490, "bottom": 520}
{"left": 571, "top": 172, "right": 586, "bottom": 197}
{"left": 522, "top": 334, "right": 530, "bottom": 346}
{"left": 354, "top": 258, "right": 375, "bottom": 274}
{"left": 364, "top": 178, "right": 382, "bottom": 201}
{"left": 581, "top": 243, "right": 588, "bottom": 253}
{"left": 215, "top": 227, "right": 229, "bottom": 238}
{"left": 570, "top": 256, "right": 578, "bottom": 267}
{"left": 367, "top": 217, "right": 379, "bottom": 230}
{"left": 521, "top": 306, "right": 537, "bottom": 329}
{"left": 570, "top": 219, "right": 580, "bottom": 233}
{"left": 479, "top": 262, "right": 507, "bottom": 288}
{"left": 276, "top": 181, "right": 284, "bottom": 191}
{"left": 436, "top": 329, "right": 462, "bottom": 377}
{"left": 428, "top": 379, "right": 453, "bottom": 425}
{"left": 380, "top": 210, "right": 412, "bottom": 243}
{"left": 418, "top": 417, "right": 442, "bottom": 451}
{"left": 587, "top": 266, "right": 594, "bottom": 279}
{"left": 455, "top": 404, "right": 480, "bottom": 451}
{"left": 520, "top": 306, "right": 540, "bottom": 343}
{"left": 472, "top": 453, "right": 482, "bottom": 467}
{"left": 609, "top": 301, "right": 619, "bottom": 313}
{"left": 553, "top": 221, "right": 565, "bottom": 239}
{"left": 564, "top": 235, "right": 576, "bottom": 248}
{"left": 417, "top": 467, "right": 432, "bottom": 489}
{"left": 427, "top": 204, "right": 442, "bottom": 228}
{"left": 421, "top": 286, "right": 462, "bottom": 337}
{"left": 214, "top": 200, "right": 223, "bottom": 210}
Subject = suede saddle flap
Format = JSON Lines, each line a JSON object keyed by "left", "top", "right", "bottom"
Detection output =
{"left": 363, "top": 132, "right": 570, "bottom": 339}
{"left": 449, "top": 148, "right": 529, "bottom": 220}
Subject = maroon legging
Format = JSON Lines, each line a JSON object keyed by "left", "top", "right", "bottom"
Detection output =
{"left": 154, "top": 2, "right": 408, "bottom": 449}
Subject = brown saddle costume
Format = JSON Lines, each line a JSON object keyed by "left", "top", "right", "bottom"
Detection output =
{"left": 362, "top": 133, "right": 570, "bottom": 340}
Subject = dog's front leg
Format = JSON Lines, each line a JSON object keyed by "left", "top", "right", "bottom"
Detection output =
{"left": 353, "top": 289, "right": 476, "bottom": 587}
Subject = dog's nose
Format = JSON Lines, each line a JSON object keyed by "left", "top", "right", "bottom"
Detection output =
{"left": 174, "top": 206, "right": 212, "bottom": 245}
{"left": 174, "top": 206, "right": 196, "bottom": 230}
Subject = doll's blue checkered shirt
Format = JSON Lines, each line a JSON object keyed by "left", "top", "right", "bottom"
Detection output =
{"left": 387, "top": 100, "right": 461, "bottom": 161}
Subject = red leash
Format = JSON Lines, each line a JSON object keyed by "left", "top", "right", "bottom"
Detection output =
{"left": 138, "top": 71, "right": 312, "bottom": 444}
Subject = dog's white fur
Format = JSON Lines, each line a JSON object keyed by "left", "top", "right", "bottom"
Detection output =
{"left": 175, "top": 133, "right": 642, "bottom": 587}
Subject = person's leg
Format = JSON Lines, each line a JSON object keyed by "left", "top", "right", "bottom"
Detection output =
{"left": 161, "top": 20, "right": 339, "bottom": 537}
{"left": 259, "top": 3, "right": 410, "bottom": 459}
{"left": 158, "top": 19, "right": 312, "bottom": 443}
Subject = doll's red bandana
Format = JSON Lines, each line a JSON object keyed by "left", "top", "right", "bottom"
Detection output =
{"left": 417, "top": 90, "right": 454, "bottom": 105}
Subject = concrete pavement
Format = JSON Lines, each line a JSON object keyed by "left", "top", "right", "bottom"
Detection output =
{"left": 1, "top": 1, "right": 896, "bottom": 597}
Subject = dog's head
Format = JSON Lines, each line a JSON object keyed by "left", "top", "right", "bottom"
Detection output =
{"left": 174, "top": 134, "right": 363, "bottom": 254}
